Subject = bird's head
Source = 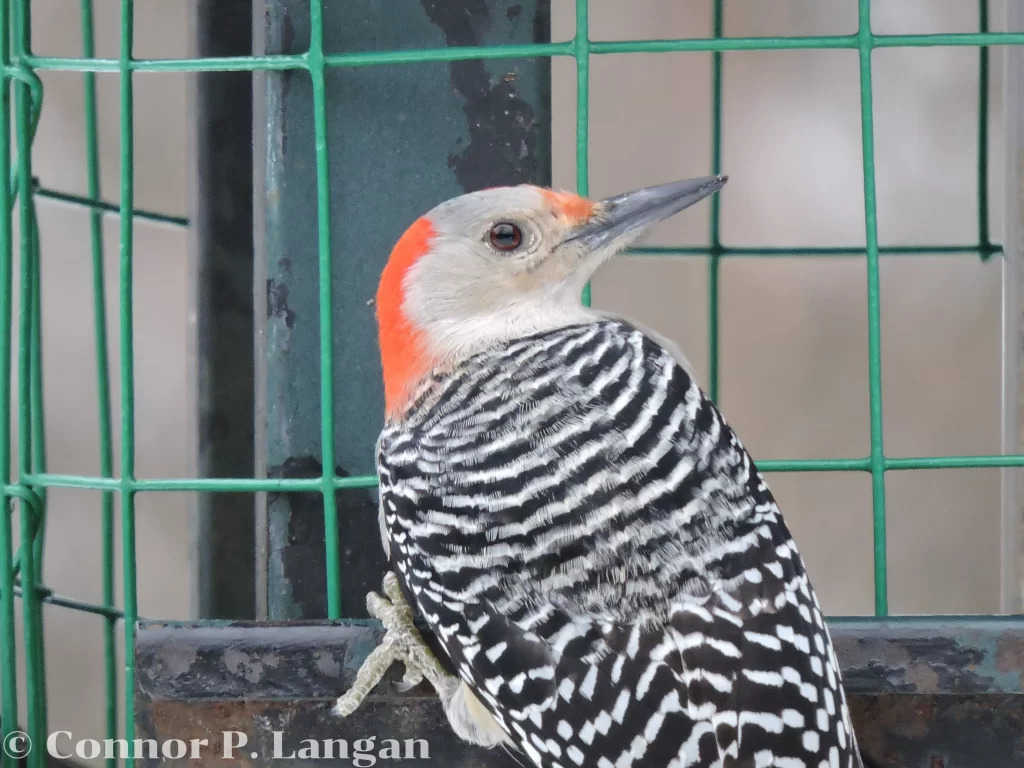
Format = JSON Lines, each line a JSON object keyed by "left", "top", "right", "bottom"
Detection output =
{"left": 376, "top": 175, "right": 727, "bottom": 415}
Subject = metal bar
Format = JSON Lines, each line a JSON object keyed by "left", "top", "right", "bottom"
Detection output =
{"left": 1002, "top": 0, "right": 1024, "bottom": 615}
{"left": 189, "top": 0, "right": 257, "bottom": 621}
{"left": 251, "top": 0, "right": 270, "bottom": 625}
{"left": 254, "top": 0, "right": 553, "bottom": 620}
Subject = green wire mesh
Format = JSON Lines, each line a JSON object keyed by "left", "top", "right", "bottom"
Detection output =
{"left": 0, "top": 1, "right": 1017, "bottom": 767}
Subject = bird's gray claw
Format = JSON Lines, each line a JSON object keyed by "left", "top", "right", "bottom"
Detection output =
{"left": 395, "top": 665, "right": 425, "bottom": 693}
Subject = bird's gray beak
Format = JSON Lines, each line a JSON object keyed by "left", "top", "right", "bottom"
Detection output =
{"left": 562, "top": 175, "right": 727, "bottom": 251}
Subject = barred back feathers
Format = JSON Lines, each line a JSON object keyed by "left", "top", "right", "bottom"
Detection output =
{"left": 377, "top": 318, "right": 862, "bottom": 768}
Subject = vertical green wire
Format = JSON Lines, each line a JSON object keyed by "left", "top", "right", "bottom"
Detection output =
{"left": 708, "top": 0, "right": 724, "bottom": 403}
{"left": 118, "top": 0, "right": 139, "bottom": 759}
{"left": 12, "top": 1, "right": 45, "bottom": 761}
{"left": 28, "top": 212, "right": 43, "bottom": 513}
{"left": 575, "top": 0, "right": 591, "bottom": 307}
{"left": 13, "top": 0, "right": 29, "bottom": 525}
{"left": 16, "top": 504, "right": 40, "bottom": 768}
{"left": 308, "top": 0, "right": 341, "bottom": 619}
{"left": 0, "top": 0, "right": 18, "bottom": 762}
{"left": 79, "top": 0, "right": 118, "bottom": 760}
{"left": 28, "top": 213, "right": 45, "bottom": 571}
{"left": 977, "top": 0, "right": 990, "bottom": 255}
{"left": 857, "top": 0, "right": 888, "bottom": 617}
{"left": 27, "top": 206, "right": 47, "bottom": 746}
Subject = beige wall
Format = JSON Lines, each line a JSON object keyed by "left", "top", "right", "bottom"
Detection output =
{"left": 11, "top": 0, "right": 1008, "bottom": 757}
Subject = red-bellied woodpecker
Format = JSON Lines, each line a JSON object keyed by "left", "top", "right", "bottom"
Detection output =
{"left": 333, "top": 176, "right": 864, "bottom": 768}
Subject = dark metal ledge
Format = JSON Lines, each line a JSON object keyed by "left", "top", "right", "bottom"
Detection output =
{"left": 134, "top": 618, "right": 1024, "bottom": 767}
{"left": 829, "top": 616, "right": 1024, "bottom": 695}
{"left": 136, "top": 617, "right": 1024, "bottom": 700}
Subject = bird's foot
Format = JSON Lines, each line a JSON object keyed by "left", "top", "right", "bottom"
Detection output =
{"left": 332, "top": 571, "right": 458, "bottom": 717}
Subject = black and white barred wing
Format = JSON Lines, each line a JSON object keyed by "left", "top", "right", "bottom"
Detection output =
{"left": 414, "top": 522, "right": 860, "bottom": 768}
{"left": 381, "top": 320, "right": 860, "bottom": 768}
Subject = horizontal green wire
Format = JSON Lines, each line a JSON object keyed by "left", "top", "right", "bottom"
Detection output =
{"left": 14, "top": 452, "right": 1024, "bottom": 493}
{"left": 28, "top": 205, "right": 998, "bottom": 264}
{"left": 21, "top": 198, "right": 1006, "bottom": 262}
{"left": 27, "top": 185, "right": 996, "bottom": 257}
{"left": 7, "top": 583, "right": 126, "bottom": 620}
{"left": 16, "top": 474, "right": 378, "bottom": 491}
{"left": 22, "top": 195, "right": 1003, "bottom": 259}
{"left": 6, "top": 578, "right": 1024, "bottom": 628}
{"left": 22, "top": 189, "right": 1008, "bottom": 259}
{"left": 20, "top": 30, "right": 1024, "bottom": 74}
{"left": 7, "top": 582, "right": 1024, "bottom": 627}
{"left": 629, "top": 243, "right": 1002, "bottom": 258}
{"left": 23, "top": 54, "right": 304, "bottom": 73}
{"left": 6, "top": 573, "right": 1022, "bottom": 629}
{"left": 591, "top": 31, "right": 1024, "bottom": 53}
{"left": 34, "top": 186, "right": 187, "bottom": 226}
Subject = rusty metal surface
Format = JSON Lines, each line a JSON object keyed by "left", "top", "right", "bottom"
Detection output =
{"left": 134, "top": 700, "right": 496, "bottom": 768}
{"left": 135, "top": 618, "right": 1024, "bottom": 767}
{"left": 135, "top": 620, "right": 520, "bottom": 767}
{"left": 849, "top": 695, "right": 1024, "bottom": 768}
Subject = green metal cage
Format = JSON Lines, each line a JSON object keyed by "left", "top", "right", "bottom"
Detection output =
{"left": 1, "top": 1, "right": 1022, "bottom": 767}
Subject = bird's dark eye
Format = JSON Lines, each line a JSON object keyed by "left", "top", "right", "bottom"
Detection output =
{"left": 488, "top": 222, "right": 523, "bottom": 252}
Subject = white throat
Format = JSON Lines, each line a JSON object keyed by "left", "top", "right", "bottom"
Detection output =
{"left": 416, "top": 298, "right": 598, "bottom": 366}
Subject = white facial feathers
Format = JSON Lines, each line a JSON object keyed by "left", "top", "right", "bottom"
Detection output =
{"left": 400, "top": 185, "right": 610, "bottom": 365}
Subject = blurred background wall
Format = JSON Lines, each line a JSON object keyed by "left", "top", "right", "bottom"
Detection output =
{"left": 12, "top": 0, "right": 1008, "bottom": 760}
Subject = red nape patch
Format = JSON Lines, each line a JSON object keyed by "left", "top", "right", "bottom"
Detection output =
{"left": 540, "top": 188, "right": 596, "bottom": 223}
{"left": 376, "top": 216, "right": 436, "bottom": 415}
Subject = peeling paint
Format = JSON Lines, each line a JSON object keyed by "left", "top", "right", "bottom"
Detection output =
{"left": 420, "top": 0, "right": 547, "bottom": 191}
{"left": 158, "top": 644, "right": 198, "bottom": 678}
{"left": 903, "top": 663, "right": 940, "bottom": 692}
{"left": 266, "top": 279, "right": 296, "bottom": 330}
{"left": 314, "top": 649, "right": 341, "bottom": 677}
{"left": 831, "top": 621, "right": 1011, "bottom": 694}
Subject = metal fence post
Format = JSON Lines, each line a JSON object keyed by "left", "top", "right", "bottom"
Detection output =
{"left": 190, "top": 0, "right": 257, "bottom": 620}
{"left": 253, "top": 0, "right": 553, "bottom": 619}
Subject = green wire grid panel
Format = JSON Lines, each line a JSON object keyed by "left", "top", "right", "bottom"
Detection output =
{"left": 1, "top": 1, "right": 1023, "bottom": 768}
